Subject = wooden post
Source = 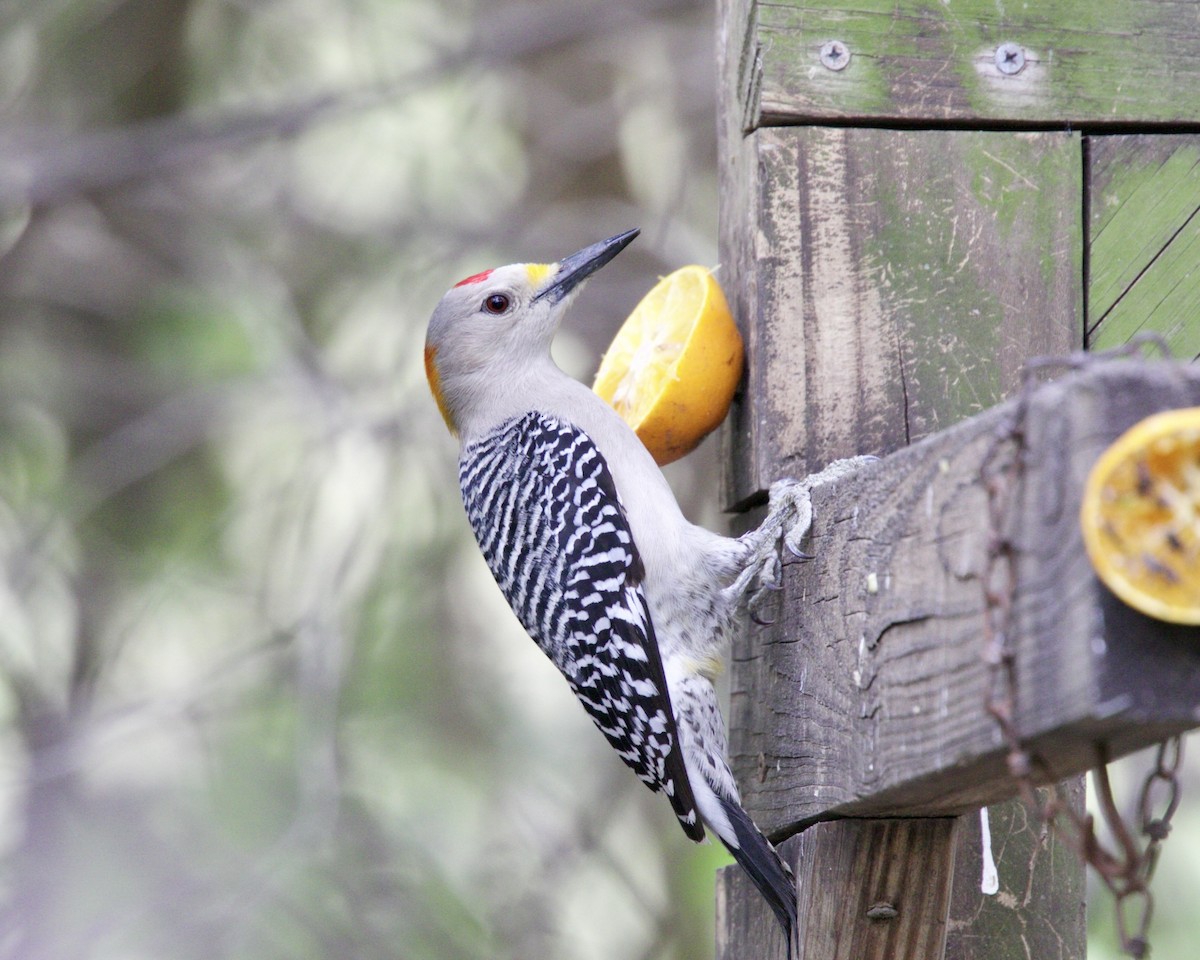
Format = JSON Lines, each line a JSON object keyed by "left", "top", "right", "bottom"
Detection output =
{"left": 715, "top": 1, "right": 1200, "bottom": 957}
{"left": 719, "top": 819, "right": 958, "bottom": 960}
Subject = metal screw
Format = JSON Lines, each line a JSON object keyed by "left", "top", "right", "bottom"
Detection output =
{"left": 994, "top": 42, "right": 1026, "bottom": 75}
{"left": 819, "top": 40, "right": 850, "bottom": 72}
{"left": 866, "top": 902, "right": 898, "bottom": 921}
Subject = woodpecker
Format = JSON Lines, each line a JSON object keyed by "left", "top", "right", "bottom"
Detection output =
{"left": 425, "top": 229, "right": 852, "bottom": 953}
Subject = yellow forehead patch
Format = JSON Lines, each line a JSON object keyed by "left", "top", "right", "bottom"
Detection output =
{"left": 525, "top": 263, "right": 554, "bottom": 288}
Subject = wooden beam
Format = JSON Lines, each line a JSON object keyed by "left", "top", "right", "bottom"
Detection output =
{"left": 735, "top": 0, "right": 1200, "bottom": 129}
{"left": 717, "top": 819, "right": 958, "bottom": 959}
{"left": 729, "top": 360, "right": 1200, "bottom": 837}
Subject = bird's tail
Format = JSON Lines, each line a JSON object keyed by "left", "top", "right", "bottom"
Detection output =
{"left": 668, "top": 669, "right": 796, "bottom": 954}
{"left": 715, "top": 791, "right": 797, "bottom": 958}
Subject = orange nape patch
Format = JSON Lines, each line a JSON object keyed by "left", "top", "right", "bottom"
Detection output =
{"left": 424, "top": 345, "right": 458, "bottom": 435}
{"left": 453, "top": 269, "right": 493, "bottom": 288}
{"left": 525, "top": 263, "right": 554, "bottom": 288}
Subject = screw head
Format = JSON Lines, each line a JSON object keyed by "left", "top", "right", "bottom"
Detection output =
{"left": 994, "top": 42, "right": 1026, "bottom": 75}
{"left": 819, "top": 40, "right": 850, "bottom": 72}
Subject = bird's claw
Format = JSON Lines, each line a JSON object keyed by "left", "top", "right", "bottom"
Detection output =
{"left": 768, "top": 478, "right": 815, "bottom": 568}
{"left": 748, "top": 586, "right": 779, "bottom": 625}
{"left": 747, "top": 575, "right": 785, "bottom": 625}
{"left": 738, "top": 457, "right": 877, "bottom": 621}
{"left": 733, "top": 479, "right": 813, "bottom": 617}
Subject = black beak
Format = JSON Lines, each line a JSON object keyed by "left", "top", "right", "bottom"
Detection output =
{"left": 533, "top": 228, "right": 640, "bottom": 303}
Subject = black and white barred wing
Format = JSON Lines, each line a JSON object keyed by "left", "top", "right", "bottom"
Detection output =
{"left": 459, "top": 412, "right": 703, "bottom": 841}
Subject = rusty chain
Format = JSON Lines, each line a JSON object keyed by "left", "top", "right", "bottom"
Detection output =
{"left": 978, "top": 340, "right": 1185, "bottom": 960}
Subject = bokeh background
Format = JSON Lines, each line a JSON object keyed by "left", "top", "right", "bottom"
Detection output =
{"left": 0, "top": 1, "right": 1195, "bottom": 958}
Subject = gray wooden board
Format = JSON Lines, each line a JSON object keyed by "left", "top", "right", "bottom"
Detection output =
{"left": 945, "top": 783, "right": 1087, "bottom": 960}
{"left": 718, "top": 125, "right": 1080, "bottom": 510}
{"left": 727, "top": 360, "right": 1200, "bottom": 837}
{"left": 737, "top": 0, "right": 1200, "bottom": 128}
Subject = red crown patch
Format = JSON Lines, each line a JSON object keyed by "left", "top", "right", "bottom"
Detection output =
{"left": 453, "top": 269, "right": 493, "bottom": 288}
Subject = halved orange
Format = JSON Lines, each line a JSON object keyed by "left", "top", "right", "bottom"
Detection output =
{"left": 593, "top": 266, "right": 743, "bottom": 466}
{"left": 1080, "top": 406, "right": 1200, "bottom": 625}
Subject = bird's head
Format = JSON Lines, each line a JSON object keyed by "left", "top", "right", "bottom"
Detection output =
{"left": 424, "top": 228, "right": 639, "bottom": 435}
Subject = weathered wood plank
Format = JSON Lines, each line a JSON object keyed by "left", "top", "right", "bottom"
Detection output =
{"left": 719, "top": 126, "right": 1080, "bottom": 508}
{"left": 738, "top": 0, "right": 1200, "bottom": 128}
{"left": 717, "top": 819, "right": 957, "bottom": 960}
{"left": 945, "top": 784, "right": 1087, "bottom": 960}
{"left": 717, "top": 25, "right": 1087, "bottom": 954}
{"left": 728, "top": 360, "right": 1200, "bottom": 837}
{"left": 1089, "top": 134, "right": 1200, "bottom": 360}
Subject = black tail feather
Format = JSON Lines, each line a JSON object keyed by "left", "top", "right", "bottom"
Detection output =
{"left": 718, "top": 794, "right": 797, "bottom": 959}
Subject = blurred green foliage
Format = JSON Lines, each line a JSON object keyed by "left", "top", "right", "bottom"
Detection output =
{"left": 0, "top": 0, "right": 724, "bottom": 957}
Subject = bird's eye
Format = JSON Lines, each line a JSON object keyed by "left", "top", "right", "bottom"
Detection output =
{"left": 483, "top": 294, "right": 511, "bottom": 315}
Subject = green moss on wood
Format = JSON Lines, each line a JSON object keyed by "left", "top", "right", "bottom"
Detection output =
{"left": 751, "top": 0, "right": 1200, "bottom": 125}
{"left": 1089, "top": 136, "right": 1200, "bottom": 359}
{"left": 860, "top": 131, "right": 1079, "bottom": 430}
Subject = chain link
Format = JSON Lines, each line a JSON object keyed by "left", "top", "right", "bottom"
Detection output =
{"left": 978, "top": 344, "right": 1185, "bottom": 959}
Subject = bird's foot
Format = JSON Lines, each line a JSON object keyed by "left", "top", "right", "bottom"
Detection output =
{"left": 734, "top": 456, "right": 878, "bottom": 624}
{"left": 739, "top": 479, "right": 812, "bottom": 623}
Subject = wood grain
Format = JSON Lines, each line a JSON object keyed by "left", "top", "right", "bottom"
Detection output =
{"left": 718, "top": 126, "right": 1080, "bottom": 509}
{"left": 945, "top": 784, "right": 1087, "bottom": 960}
{"left": 738, "top": 0, "right": 1200, "bottom": 127}
{"left": 717, "top": 819, "right": 957, "bottom": 960}
{"left": 1089, "top": 134, "right": 1200, "bottom": 361}
{"left": 728, "top": 360, "right": 1200, "bottom": 837}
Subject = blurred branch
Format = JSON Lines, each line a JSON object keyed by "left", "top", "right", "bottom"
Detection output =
{"left": 67, "top": 383, "right": 233, "bottom": 511}
{"left": 0, "top": 0, "right": 695, "bottom": 208}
